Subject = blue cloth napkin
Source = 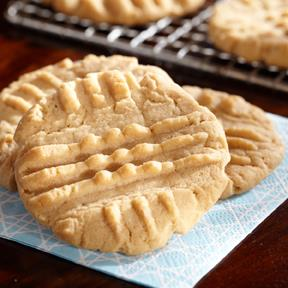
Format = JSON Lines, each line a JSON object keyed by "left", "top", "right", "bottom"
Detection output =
{"left": 0, "top": 114, "right": 287, "bottom": 288}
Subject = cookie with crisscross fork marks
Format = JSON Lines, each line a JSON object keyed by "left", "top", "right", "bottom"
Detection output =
{"left": 184, "top": 86, "right": 285, "bottom": 199}
{"left": 14, "top": 70, "right": 229, "bottom": 255}
{"left": 0, "top": 54, "right": 168, "bottom": 191}
{"left": 43, "top": 0, "right": 205, "bottom": 25}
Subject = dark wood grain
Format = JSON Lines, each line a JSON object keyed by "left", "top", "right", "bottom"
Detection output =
{"left": 0, "top": 1, "right": 287, "bottom": 288}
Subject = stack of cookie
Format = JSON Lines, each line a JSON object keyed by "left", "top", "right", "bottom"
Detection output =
{"left": 0, "top": 55, "right": 284, "bottom": 255}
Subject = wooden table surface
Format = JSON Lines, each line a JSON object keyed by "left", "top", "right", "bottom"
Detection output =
{"left": 0, "top": 1, "right": 287, "bottom": 288}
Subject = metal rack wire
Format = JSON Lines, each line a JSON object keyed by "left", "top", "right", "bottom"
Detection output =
{"left": 5, "top": 0, "right": 288, "bottom": 93}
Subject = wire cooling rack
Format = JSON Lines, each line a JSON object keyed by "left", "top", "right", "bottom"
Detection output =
{"left": 4, "top": 0, "right": 288, "bottom": 93}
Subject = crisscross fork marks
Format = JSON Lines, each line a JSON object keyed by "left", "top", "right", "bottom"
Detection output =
{"left": 21, "top": 132, "right": 209, "bottom": 194}
{"left": 26, "top": 152, "right": 221, "bottom": 224}
{"left": 17, "top": 111, "right": 208, "bottom": 176}
{"left": 53, "top": 184, "right": 208, "bottom": 254}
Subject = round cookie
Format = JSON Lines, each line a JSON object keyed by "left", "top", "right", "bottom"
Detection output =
{"left": 14, "top": 70, "right": 230, "bottom": 255}
{"left": 184, "top": 86, "right": 285, "bottom": 199}
{"left": 0, "top": 54, "right": 167, "bottom": 190}
{"left": 44, "top": 0, "right": 205, "bottom": 25}
{"left": 209, "top": 0, "right": 288, "bottom": 67}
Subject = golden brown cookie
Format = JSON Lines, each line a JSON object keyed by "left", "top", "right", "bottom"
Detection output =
{"left": 14, "top": 70, "right": 230, "bottom": 255}
{"left": 184, "top": 86, "right": 285, "bottom": 199}
{"left": 44, "top": 0, "right": 205, "bottom": 25}
{"left": 0, "top": 54, "right": 166, "bottom": 190}
{"left": 209, "top": 0, "right": 288, "bottom": 67}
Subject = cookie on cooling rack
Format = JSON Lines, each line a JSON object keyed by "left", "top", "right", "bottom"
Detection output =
{"left": 14, "top": 70, "right": 229, "bottom": 255}
{"left": 209, "top": 0, "right": 288, "bottom": 67}
{"left": 43, "top": 0, "right": 205, "bottom": 25}
{"left": 0, "top": 54, "right": 168, "bottom": 191}
{"left": 184, "top": 86, "right": 285, "bottom": 199}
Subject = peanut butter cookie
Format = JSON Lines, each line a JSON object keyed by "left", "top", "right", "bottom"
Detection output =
{"left": 209, "top": 0, "right": 288, "bottom": 67}
{"left": 184, "top": 86, "right": 285, "bottom": 198}
{"left": 14, "top": 70, "right": 230, "bottom": 255}
{"left": 44, "top": 0, "right": 205, "bottom": 25}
